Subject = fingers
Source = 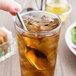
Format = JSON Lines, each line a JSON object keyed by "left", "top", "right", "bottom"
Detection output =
{"left": 10, "top": 12, "right": 16, "bottom": 16}
{"left": 0, "top": 0, "right": 21, "bottom": 16}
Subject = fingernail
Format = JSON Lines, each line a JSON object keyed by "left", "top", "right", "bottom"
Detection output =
{"left": 14, "top": 8, "right": 20, "bottom": 12}
{"left": 12, "top": 2, "right": 21, "bottom": 13}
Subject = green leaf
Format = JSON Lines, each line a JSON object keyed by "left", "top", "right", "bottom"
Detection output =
{"left": 71, "top": 27, "right": 76, "bottom": 45}
{"left": 0, "top": 49, "right": 2, "bottom": 57}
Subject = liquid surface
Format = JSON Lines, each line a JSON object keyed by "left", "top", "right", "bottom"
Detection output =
{"left": 46, "top": 3, "right": 69, "bottom": 14}
{"left": 23, "top": 14, "right": 59, "bottom": 32}
{"left": 46, "top": 3, "right": 70, "bottom": 22}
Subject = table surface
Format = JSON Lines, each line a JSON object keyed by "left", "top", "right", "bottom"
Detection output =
{"left": 0, "top": 0, "right": 76, "bottom": 76}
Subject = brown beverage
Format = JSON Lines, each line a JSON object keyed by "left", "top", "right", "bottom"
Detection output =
{"left": 15, "top": 11, "right": 61, "bottom": 76}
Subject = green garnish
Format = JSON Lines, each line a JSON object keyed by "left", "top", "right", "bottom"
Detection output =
{"left": 0, "top": 49, "right": 2, "bottom": 57}
{"left": 71, "top": 27, "right": 76, "bottom": 45}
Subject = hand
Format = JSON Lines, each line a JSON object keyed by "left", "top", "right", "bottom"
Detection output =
{"left": 0, "top": 0, "right": 21, "bottom": 16}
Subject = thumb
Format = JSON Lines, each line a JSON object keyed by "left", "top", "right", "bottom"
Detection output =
{"left": 0, "top": 0, "right": 21, "bottom": 15}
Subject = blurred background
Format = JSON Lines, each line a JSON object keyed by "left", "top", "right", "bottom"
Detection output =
{"left": 0, "top": 0, "right": 76, "bottom": 76}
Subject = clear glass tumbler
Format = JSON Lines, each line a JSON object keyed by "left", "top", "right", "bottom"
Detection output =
{"left": 15, "top": 11, "right": 61, "bottom": 76}
{"left": 0, "top": 38, "right": 16, "bottom": 62}
{"left": 46, "top": 0, "right": 72, "bottom": 22}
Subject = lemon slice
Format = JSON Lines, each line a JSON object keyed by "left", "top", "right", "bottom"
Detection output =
{"left": 26, "top": 49, "right": 48, "bottom": 70}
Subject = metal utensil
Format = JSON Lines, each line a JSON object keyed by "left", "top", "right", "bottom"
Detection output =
{"left": 40, "top": 0, "right": 43, "bottom": 10}
{"left": 40, "top": 0, "right": 46, "bottom": 11}
{"left": 16, "top": 13, "right": 27, "bottom": 30}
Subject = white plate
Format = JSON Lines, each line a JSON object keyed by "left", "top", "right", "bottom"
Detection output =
{"left": 65, "top": 22, "right": 76, "bottom": 55}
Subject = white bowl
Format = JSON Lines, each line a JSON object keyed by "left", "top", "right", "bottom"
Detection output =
{"left": 65, "top": 22, "right": 76, "bottom": 55}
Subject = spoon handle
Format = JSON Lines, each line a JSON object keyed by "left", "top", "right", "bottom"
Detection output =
{"left": 16, "top": 13, "right": 27, "bottom": 30}
{"left": 40, "top": 0, "right": 43, "bottom": 10}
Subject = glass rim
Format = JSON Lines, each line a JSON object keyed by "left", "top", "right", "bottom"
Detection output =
{"left": 15, "top": 11, "right": 62, "bottom": 35}
{"left": 56, "top": 3, "right": 72, "bottom": 16}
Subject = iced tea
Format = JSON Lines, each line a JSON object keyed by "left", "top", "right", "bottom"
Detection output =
{"left": 15, "top": 11, "right": 61, "bottom": 76}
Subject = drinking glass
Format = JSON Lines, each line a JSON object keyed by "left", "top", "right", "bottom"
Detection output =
{"left": 15, "top": 11, "right": 61, "bottom": 76}
{"left": 46, "top": 0, "right": 72, "bottom": 22}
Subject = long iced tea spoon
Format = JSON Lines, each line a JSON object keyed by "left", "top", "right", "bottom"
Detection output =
{"left": 16, "top": 13, "right": 27, "bottom": 30}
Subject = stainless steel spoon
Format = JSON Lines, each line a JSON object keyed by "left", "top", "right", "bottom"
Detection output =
{"left": 16, "top": 13, "right": 27, "bottom": 31}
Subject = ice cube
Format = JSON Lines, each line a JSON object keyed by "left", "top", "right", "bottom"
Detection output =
{"left": 40, "top": 18, "right": 59, "bottom": 31}
{"left": 41, "top": 15, "right": 49, "bottom": 21}
{"left": 23, "top": 13, "right": 59, "bottom": 32}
